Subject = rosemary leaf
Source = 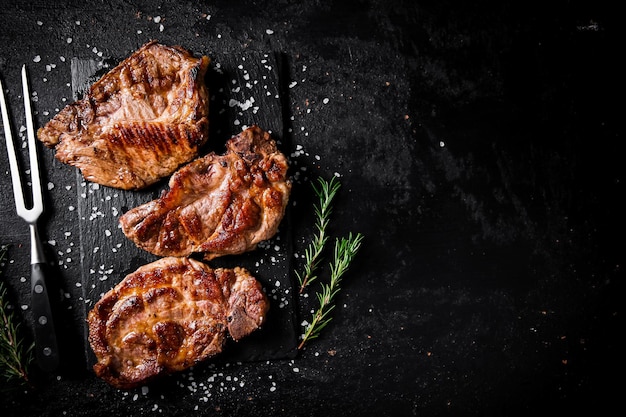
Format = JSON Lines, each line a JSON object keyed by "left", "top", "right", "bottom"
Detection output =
{"left": 298, "top": 232, "right": 364, "bottom": 350}
{"left": 296, "top": 176, "right": 341, "bottom": 293}
{"left": 0, "top": 246, "right": 33, "bottom": 389}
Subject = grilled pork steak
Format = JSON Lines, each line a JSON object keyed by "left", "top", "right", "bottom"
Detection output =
{"left": 88, "top": 257, "right": 269, "bottom": 389}
{"left": 119, "top": 125, "right": 291, "bottom": 260}
{"left": 37, "top": 41, "right": 210, "bottom": 190}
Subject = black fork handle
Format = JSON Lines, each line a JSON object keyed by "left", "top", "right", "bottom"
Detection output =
{"left": 31, "top": 262, "right": 60, "bottom": 372}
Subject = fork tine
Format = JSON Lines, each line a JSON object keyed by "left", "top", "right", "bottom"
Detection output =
{"left": 0, "top": 76, "right": 28, "bottom": 217}
{"left": 21, "top": 65, "right": 43, "bottom": 216}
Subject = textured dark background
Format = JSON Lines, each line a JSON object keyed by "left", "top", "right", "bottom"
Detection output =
{"left": 0, "top": 1, "right": 622, "bottom": 416}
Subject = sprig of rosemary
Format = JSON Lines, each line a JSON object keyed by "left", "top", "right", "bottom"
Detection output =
{"left": 298, "top": 232, "right": 364, "bottom": 350}
{"left": 0, "top": 246, "right": 33, "bottom": 389}
{"left": 295, "top": 176, "right": 341, "bottom": 294}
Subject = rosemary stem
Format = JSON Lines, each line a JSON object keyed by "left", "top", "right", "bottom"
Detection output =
{"left": 0, "top": 246, "right": 33, "bottom": 388}
{"left": 298, "top": 232, "right": 363, "bottom": 350}
{"left": 297, "top": 176, "right": 341, "bottom": 294}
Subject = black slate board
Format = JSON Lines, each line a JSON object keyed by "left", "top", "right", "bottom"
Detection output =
{"left": 69, "top": 49, "right": 298, "bottom": 368}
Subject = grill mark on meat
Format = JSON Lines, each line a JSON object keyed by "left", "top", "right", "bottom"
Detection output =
{"left": 87, "top": 257, "right": 269, "bottom": 389}
{"left": 37, "top": 41, "right": 210, "bottom": 190}
{"left": 119, "top": 125, "right": 291, "bottom": 260}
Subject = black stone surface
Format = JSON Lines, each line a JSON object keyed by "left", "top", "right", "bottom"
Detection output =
{"left": 0, "top": 1, "right": 622, "bottom": 416}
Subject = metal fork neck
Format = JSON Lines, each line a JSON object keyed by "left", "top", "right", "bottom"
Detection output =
{"left": 29, "top": 223, "right": 46, "bottom": 265}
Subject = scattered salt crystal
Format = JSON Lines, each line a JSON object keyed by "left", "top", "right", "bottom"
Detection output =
{"left": 66, "top": 37, "right": 72, "bottom": 44}
{"left": 323, "top": 97, "right": 329, "bottom": 104}
{"left": 153, "top": 16, "right": 161, "bottom": 23}
{"left": 47, "top": 182, "right": 54, "bottom": 190}
{"left": 33, "top": 55, "right": 41, "bottom": 63}
{"left": 266, "top": 29, "right": 274, "bottom": 35}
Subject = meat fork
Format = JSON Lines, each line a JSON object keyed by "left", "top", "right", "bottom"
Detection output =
{"left": 1, "top": 65, "right": 59, "bottom": 372}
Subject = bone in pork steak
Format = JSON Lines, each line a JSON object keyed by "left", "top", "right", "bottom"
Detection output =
{"left": 37, "top": 41, "right": 210, "bottom": 190}
{"left": 87, "top": 256, "right": 269, "bottom": 389}
{"left": 119, "top": 125, "right": 291, "bottom": 260}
